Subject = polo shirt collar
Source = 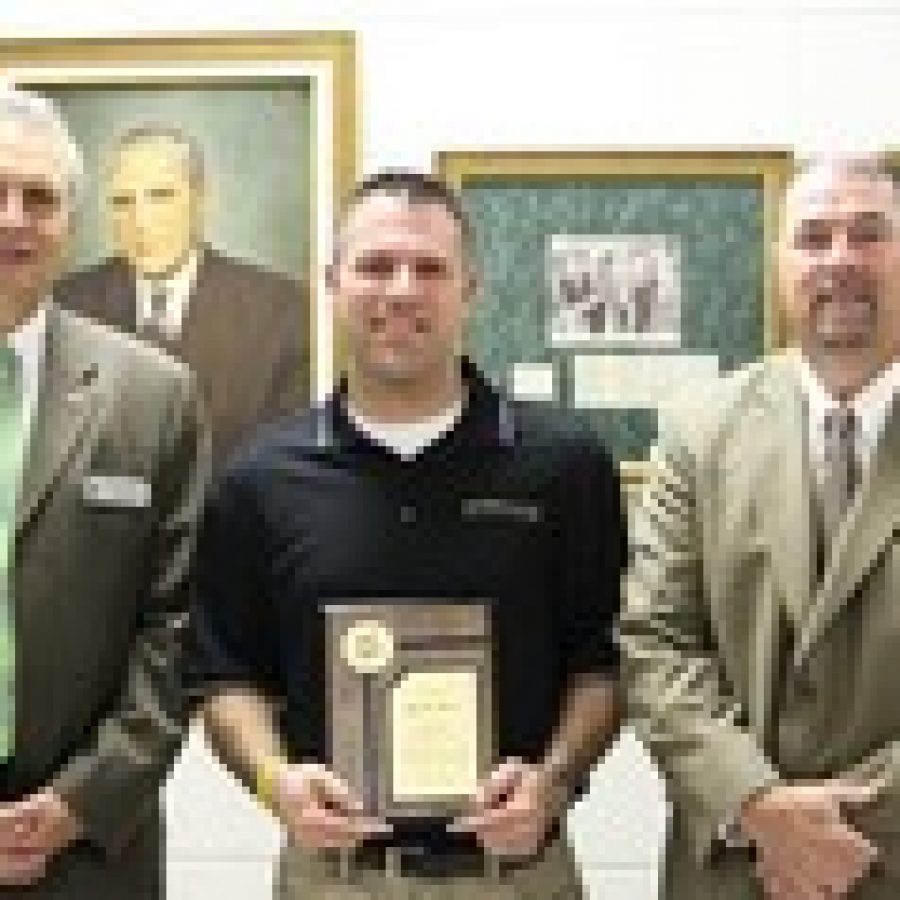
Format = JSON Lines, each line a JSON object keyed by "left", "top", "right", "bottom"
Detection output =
{"left": 316, "top": 357, "right": 515, "bottom": 454}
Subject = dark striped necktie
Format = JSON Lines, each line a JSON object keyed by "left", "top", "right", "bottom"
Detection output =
{"left": 820, "top": 403, "right": 860, "bottom": 551}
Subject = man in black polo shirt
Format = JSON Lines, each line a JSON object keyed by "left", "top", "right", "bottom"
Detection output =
{"left": 192, "top": 170, "right": 625, "bottom": 898}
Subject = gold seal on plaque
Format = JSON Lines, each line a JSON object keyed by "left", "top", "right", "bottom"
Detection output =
{"left": 341, "top": 620, "right": 395, "bottom": 674}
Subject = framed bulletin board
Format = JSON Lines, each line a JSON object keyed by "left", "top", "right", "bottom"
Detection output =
{"left": 436, "top": 149, "right": 794, "bottom": 481}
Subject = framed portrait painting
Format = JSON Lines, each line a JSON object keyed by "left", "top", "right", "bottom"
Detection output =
{"left": 0, "top": 31, "right": 359, "bottom": 399}
{"left": 435, "top": 149, "right": 794, "bottom": 482}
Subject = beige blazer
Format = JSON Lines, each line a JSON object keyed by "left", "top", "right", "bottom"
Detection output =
{"left": 4, "top": 303, "right": 208, "bottom": 898}
{"left": 620, "top": 350, "right": 900, "bottom": 900}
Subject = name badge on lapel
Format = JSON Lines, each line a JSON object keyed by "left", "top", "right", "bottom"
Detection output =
{"left": 82, "top": 475, "right": 152, "bottom": 509}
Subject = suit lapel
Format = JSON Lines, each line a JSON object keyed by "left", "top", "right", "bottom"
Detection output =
{"left": 736, "top": 356, "right": 812, "bottom": 738}
{"left": 101, "top": 259, "right": 139, "bottom": 335}
{"left": 16, "top": 305, "right": 113, "bottom": 540}
{"left": 794, "top": 395, "right": 900, "bottom": 668}
{"left": 177, "top": 244, "right": 215, "bottom": 368}
{"left": 760, "top": 355, "right": 816, "bottom": 629}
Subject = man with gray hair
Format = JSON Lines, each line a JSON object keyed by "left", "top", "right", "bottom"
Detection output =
{"left": 620, "top": 153, "right": 900, "bottom": 899}
{"left": 0, "top": 88, "right": 207, "bottom": 897}
{"left": 56, "top": 121, "right": 308, "bottom": 470}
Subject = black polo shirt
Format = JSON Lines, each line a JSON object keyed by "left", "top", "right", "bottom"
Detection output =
{"left": 192, "top": 361, "right": 625, "bottom": 763}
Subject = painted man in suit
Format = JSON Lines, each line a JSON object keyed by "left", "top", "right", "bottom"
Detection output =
{"left": 56, "top": 123, "right": 307, "bottom": 469}
{"left": 620, "top": 154, "right": 900, "bottom": 899}
{"left": 0, "top": 89, "right": 207, "bottom": 897}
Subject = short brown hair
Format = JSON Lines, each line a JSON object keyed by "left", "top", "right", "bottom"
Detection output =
{"left": 337, "top": 168, "right": 472, "bottom": 253}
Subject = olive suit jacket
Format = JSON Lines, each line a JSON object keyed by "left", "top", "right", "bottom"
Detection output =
{"left": 2, "top": 303, "right": 207, "bottom": 898}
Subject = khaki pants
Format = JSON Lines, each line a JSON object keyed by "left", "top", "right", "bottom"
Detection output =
{"left": 275, "top": 836, "right": 585, "bottom": 899}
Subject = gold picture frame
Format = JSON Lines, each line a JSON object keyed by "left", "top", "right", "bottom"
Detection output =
{"left": 0, "top": 31, "right": 360, "bottom": 400}
{"left": 436, "top": 148, "right": 794, "bottom": 483}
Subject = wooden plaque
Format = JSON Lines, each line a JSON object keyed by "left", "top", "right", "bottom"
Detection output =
{"left": 324, "top": 601, "right": 494, "bottom": 821}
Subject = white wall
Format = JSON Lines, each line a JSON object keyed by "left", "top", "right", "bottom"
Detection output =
{"left": 2, "top": 3, "right": 897, "bottom": 897}
{"left": 5, "top": 2, "right": 900, "bottom": 164}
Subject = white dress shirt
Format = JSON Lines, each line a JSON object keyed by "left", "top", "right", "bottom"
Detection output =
{"left": 8, "top": 302, "right": 48, "bottom": 451}
{"left": 136, "top": 251, "right": 199, "bottom": 341}
{"left": 798, "top": 356, "right": 900, "bottom": 490}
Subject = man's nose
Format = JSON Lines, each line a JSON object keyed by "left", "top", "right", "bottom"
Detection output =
{"left": 0, "top": 185, "right": 27, "bottom": 229}
{"left": 823, "top": 228, "right": 857, "bottom": 268}
{"left": 131, "top": 200, "right": 155, "bottom": 231}
{"left": 387, "top": 263, "right": 417, "bottom": 296}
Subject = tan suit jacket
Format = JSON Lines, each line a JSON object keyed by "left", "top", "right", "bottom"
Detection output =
{"left": 3, "top": 304, "right": 207, "bottom": 898}
{"left": 620, "top": 350, "right": 900, "bottom": 899}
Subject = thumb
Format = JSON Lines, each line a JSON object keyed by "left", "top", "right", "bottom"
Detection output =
{"left": 300, "top": 764, "right": 364, "bottom": 814}
{"left": 830, "top": 778, "right": 884, "bottom": 808}
{"left": 472, "top": 757, "right": 526, "bottom": 812}
{"left": 319, "top": 771, "right": 365, "bottom": 814}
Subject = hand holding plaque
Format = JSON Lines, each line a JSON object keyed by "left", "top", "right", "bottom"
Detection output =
{"left": 324, "top": 601, "right": 494, "bottom": 826}
{"left": 452, "top": 757, "right": 568, "bottom": 859}
{"left": 265, "top": 760, "right": 389, "bottom": 851}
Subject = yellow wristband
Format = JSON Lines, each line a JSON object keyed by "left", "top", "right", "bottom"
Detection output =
{"left": 255, "top": 756, "right": 288, "bottom": 811}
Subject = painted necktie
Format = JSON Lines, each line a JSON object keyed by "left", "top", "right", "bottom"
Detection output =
{"left": 142, "top": 283, "right": 169, "bottom": 343}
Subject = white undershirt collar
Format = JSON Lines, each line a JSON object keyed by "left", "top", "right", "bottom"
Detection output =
{"left": 346, "top": 397, "right": 465, "bottom": 460}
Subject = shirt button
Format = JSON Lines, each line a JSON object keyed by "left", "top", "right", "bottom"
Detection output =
{"left": 399, "top": 505, "right": 417, "bottom": 524}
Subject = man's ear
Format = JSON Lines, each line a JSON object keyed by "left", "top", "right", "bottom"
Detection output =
{"left": 191, "top": 186, "right": 208, "bottom": 245}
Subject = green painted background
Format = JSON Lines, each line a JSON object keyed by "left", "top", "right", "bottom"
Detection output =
{"left": 463, "top": 179, "right": 767, "bottom": 462}
{"left": 36, "top": 81, "right": 314, "bottom": 280}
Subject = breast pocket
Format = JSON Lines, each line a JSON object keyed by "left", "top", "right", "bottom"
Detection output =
{"left": 19, "top": 471, "right": 157, "bottom": 705}
{"left": 456, "top": 498, "right": 549, "bottom": 588}
{"left": 81, "top": 472, "right": 152, "bottom": 508}
{"left": 71, "top": 472, "right": 156, "bottom": 579}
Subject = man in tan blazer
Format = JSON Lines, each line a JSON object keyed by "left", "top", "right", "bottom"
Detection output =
{"left": 0, "top": 91, "right": 207, "bottom": 896}
{"left": 620, "top": 154, "right": 900, "bottom": 900}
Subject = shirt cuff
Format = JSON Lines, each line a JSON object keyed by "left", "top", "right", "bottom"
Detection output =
{"left": 716, "top": 777, "right": 780, "bottom": 852}
{"left": 717, "top": 809, "right": 752, "bottom": 849}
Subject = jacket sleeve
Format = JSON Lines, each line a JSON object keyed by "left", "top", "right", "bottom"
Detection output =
{"left": 839, "top": 741, "right": 900, "bottom": 840}
{"left": 618, "top": 407, "right": 779, "bottom": 865}
{"left": 557, "top": 437, "right": 625, "bottom": 678}
{"left": 50, "top": 369, "right": 210, "bottom": 856}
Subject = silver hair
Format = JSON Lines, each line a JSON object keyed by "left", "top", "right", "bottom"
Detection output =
{"left": 108, "top": 123, "right": 205, "bottom": 187}
{"left": 0, "top": 86, "right": 84, "bottom": 204}
{"left": 784, "top": 153, "right": 899, "bottom": 229}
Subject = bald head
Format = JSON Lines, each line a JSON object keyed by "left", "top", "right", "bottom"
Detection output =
{"left": 782, "top": 155, "right": 899, "bottom": 237}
